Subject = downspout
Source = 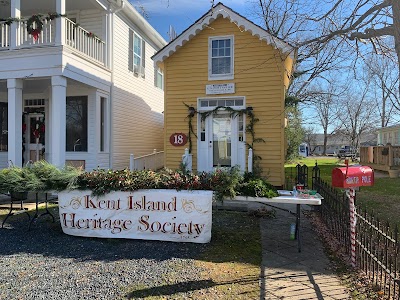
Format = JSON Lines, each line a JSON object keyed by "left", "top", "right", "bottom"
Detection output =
{"left": 107, "top": 0, "right": 125, "bottom": 169}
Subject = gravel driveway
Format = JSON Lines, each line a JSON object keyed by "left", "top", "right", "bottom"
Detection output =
{"left": 0, "top": 206, "right": 207, "bottom": 300}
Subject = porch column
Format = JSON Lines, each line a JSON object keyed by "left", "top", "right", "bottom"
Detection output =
{"left": 7, "top": 78, "right": 23, "bottom": 167}
{"left": 10, "top": 0, "right": 21, "bottom": 49}
{"left": 55, "top": 0, "right": 66, "bottom": 45}
{"left": 50, "top": 75, "right": 66, "bottom": 167}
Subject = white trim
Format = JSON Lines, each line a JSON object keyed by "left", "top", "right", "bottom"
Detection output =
{"left": 208, "top": 35, "right": 234, "bottom": 81}
{"left": 197, "top": 96, "right": 246, "bottom": 111}
{"left": 152, "top": 3, "right": 295, "bottom": 66}
{"left": 196, "top": 96, "right": 246, "bottom": 172}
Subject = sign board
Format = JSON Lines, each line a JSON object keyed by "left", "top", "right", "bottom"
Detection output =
{"left": 58, "top": 189, "right": 213, "bottom": 243}
{"left": 169, "top": 133, "right": 188, "bottom": 146}
{"left": 206, "top": 83, "right": 235, "bottom": 95}
{"left": 332, "top": 166, "right": 374, "bottom": 188}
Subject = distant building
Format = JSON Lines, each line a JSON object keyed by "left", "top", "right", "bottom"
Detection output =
{"left": 309, "top": 133, "right": 377, "bottom": 156}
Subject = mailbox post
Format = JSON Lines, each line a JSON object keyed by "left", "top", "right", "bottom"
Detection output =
{"left": 332, "top": 162, "right": 374, "bottom": 267}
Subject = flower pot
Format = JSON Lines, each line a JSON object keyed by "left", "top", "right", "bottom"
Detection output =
{"left": 388, "top": 169, "right": 399, "bottom": 178}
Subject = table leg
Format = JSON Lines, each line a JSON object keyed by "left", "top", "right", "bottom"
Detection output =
{"left": 28, "top": 193, "right": 55, "bottom": 230}
{"left": 296, "top": 204, "right": 301, "bottom": 252}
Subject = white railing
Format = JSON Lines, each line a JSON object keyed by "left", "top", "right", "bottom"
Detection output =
{"left": 19, "top": 19, "right": 55, "bottom": 46}
{"left": 0, "top": 23, "right": 10, "bottom": 48}
{"left": 65, "top": 18, "right": 105, "bottom": 65}
{"left": 129, "top": 150, "right": 164, "bottom": 171}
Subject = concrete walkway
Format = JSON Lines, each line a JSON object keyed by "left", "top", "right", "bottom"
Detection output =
{"left": 259, "top": 204, "right": 351, "bottom": 300}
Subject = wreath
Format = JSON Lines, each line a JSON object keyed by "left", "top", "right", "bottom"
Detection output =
{"left": 26, "top": 15, "right": 43, "bottom": 40}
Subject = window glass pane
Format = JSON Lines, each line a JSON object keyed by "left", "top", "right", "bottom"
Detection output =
{"left": 219, "top": 48, "right": 224, "bottom": 56}
{"left": 218, "top": 100, "right": 225, "bottom": 106}
{"left": 209, "top": 100, "right": 217, "bottom": 107}
{"left": 218, "top": 40, "right": 224, "bottom": 48}
{"left": 100, "top": 97, "right": 106, "bottom": 152}
{"left": 225, "top": 48, "right": 230, "bottom": 56}
{"left": 213, "top": 114, "right": 231, "bottom": 167}
{"left": 66, "top": 96, "right": 88, "bottom": 152}
{"left": 226, "top": 100, "right": 234, "bottom": 106}
{"left": 225, "top": 39, "right": 230, "bottom": 47}
{"left": 212, "top": 40, "right": 218, "bottom": 48}
{"left": 134, "top": 55, "right": 141, "bottom": 67}
{"left": 156, "top": 71, "right": 163, "bottom": 89}
{"left": 0, "top": 103, "right": 7, "bottom": 152}
{"left": 235, "top": 99, "right": 243, "bottom": 106}
{"left": 200, "top": 100, "right": 208, "bottom": 107}
{"left": 212, "top": 49, "right": 218, "bottom": 56}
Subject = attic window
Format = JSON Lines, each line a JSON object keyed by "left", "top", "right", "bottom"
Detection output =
{"left": 208, "top": 35, "right": 234, "bottom": 80}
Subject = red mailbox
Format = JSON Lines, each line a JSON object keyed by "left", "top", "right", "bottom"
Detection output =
{"left": 332, "top": 166, "right": 374, "bottom": 188}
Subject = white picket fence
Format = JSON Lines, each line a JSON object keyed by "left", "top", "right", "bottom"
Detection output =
{"left": 129, "top": 150, "right": 164, "bottom": 171}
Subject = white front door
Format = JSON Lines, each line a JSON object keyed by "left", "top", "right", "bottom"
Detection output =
{"left": 198, "top": 112, "right": 246, "bottom": 172}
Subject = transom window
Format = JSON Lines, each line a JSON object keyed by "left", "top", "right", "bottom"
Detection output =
{"left": 199, "top": 98, "right": 243, "bottom": 108}
{"left": 209, "top": 36, "right": 234, "bottom": 80}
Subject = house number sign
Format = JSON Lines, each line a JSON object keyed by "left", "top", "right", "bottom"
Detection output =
{"left": 170, "top": 133, "right": 188, "bottom": 146}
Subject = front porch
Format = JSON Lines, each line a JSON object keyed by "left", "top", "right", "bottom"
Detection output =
{"left": 0, "top": 76, "right": 110, "bottom": 170}
{"left": 0, "top": 0, "right": 107, "bottom": 66}
{"left": 359, "top": 145, "right": 400, "bottom": 172}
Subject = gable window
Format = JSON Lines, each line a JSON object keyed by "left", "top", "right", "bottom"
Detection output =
{"left": 155, "top": 68, "right": 163, "bottom": 89}
{"left": 129, "top": 29, "right": 146, "bottom": 76}
{"left": 208, "top": 35, "right": 234, "bottom": 80}
{"left": 66, "top": 96, "right": 88, "bottom": 152}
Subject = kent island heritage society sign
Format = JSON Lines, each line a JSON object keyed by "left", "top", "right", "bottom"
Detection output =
{"left": 58, "top": 189, "right": 213, "bottom": 243}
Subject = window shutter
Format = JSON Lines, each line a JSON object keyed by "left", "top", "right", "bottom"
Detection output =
{"left": 142, "top": 39, "right": 146, "bottom": 68}
{"left": 128, "top": 29, "right": 134, "bottom": 71}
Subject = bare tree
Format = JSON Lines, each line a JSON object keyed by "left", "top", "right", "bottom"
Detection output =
{"left": 334, "top": 86, "right": 378, "bottom": 150}
{"left": 303, "top": 126, "right": 317, "bottom": 154}
{"left": 308, "top": 82, "right": 343, "bottom": 155}
{"left": 254, "top": 0, "right": 400, "bottom": 103}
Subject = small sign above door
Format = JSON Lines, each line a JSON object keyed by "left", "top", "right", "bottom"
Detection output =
{"left": 206, "top": 83, "right": 235, "bottom": 95}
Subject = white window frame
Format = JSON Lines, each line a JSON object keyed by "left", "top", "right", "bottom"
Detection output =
{"left": 208, "top": 35, "right": 234, "bottom": 81}
{"left": 134, "top": 33, "right": 143, "bottom": 68}
{"left": 155, "top": 68, "right": 163, "bottom": 90}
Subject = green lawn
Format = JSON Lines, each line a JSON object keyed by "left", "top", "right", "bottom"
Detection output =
{"left": 285, "top": 157, "right": 400, "bottom": 227}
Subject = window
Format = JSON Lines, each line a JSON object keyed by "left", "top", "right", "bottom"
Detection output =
{"left": 209, "top": 36, "right": 234, "bottom": 80}
{"left": 0, "top": 103, "right": 7, "bottom": 151}
{"left": 66, "top": 96, "right": 88, "bottom": 152}
{"left": 155, "top": 68, "right": 163, "bottom": 89}
{"left": 129, "top": 29, "right": 146, "bottom": 75}
{"left": 100, "top": 97, "right": 107, "bottom": 152}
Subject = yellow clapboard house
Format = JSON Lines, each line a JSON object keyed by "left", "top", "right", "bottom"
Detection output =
{"left": 153, "top": 3, "right": 296, "bottom": 186}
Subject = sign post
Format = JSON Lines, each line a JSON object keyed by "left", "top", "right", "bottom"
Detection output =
{"left": 332, "top": 162, "right": 374, "bottom": 267}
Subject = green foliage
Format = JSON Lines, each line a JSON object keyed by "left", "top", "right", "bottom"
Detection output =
{"left": 0, "top": 161, "right": 83, "bottom": 194}
{"left": 237, "top": 172, "right": 278, "bottom": 198}
{"left": 0, "top": 162, "right": 278, "bottom": 202}
{"left": 285, "top": 106, "right": 305, "bottom": 161}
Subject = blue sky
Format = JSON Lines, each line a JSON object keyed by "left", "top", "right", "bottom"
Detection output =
{"left": 129, "top": 0, "right": 256, "bottom": 41}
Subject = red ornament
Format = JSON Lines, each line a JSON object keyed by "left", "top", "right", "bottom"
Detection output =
{"left": 40, "top": 124, "right": 45, "bottom": 133}
{"left": 22, "top": 123, "right": 26, "bottom": 133}
{"left": 33, "top": 129, "right": 40, "bottom": 139}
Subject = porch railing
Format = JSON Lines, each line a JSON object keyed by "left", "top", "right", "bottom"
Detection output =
{"left": 129, "top": 150, "right": 164, "bottom": 171}
{"left": 65, "top": 18, "right": 106, "bottom": 65}
{"left": 0, "top": 23, "right": 9, "bottom": 48}
{"left": 19, "top": 19, "right": 55, "bottom": 46}
{"left": 360, "top": 145, "right": 400, "bottom": 171}
{"left": 0, "top": 17, "right": 106, "bottom": 65}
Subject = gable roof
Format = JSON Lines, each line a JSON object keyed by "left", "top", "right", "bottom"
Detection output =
{"left": 152, "top": 2, "right": 296, "bottom": 66}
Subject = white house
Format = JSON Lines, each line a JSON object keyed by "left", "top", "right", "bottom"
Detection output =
{"left": 0, "top": 0, "right": 166, "bottom": 170}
